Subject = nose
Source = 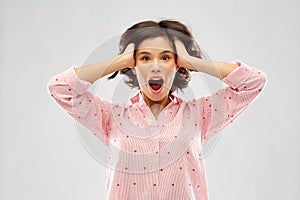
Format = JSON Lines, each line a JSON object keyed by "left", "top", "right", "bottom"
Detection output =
{"left": 151, "top": 61, "right": 161, "bottom": 73}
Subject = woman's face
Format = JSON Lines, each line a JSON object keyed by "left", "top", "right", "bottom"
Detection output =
{"left": 134, "top": 36, "right": 178, "bottom": 103}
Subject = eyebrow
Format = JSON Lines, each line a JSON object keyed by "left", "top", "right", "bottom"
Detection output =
{"left": 137, "top": 50, "right": 173, "bottom": 55}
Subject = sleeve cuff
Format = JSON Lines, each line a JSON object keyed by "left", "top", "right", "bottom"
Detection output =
{"left": 62, "top": 65, "right": 92, "bottom": 94}
{"left": 222, "top": 60, "right": 252, "bottom": 89}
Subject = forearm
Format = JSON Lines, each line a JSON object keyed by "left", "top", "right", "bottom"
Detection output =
{"left": 75, "top": 55, "right": 126, "bottom": 83}
{"left": 190, "top": 57, "right": 239, "bottom": 80}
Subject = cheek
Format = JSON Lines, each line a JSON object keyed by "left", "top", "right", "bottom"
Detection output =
{"left": 135, "top": 68, "right": 147, "bottom": 77}
{"left": 135, "top": 69, "right": 148, "bottom": 86}
{"left": 163, "top": 72, "right": 176, "bottom": 88}
{"left": 167, "top": 61, "right": 177, "bottom": 71}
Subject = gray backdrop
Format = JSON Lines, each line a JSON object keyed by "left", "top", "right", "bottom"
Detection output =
{"left": 0, "top": 0, "right": 299, "bottom": 199}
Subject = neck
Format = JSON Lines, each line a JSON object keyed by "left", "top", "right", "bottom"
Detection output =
{"left": 141, "top": 92, "right": 171, "bottom": 119}
{"left": 143, "top": 95, "right": 171, "bottom": 108}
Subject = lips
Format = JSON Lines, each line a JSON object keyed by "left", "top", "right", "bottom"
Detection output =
{"left": 148, "top": 77, "right": 164, "bottom": 93}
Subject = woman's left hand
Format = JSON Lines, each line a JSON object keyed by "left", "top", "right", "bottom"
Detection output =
{"left": 174, "top": 39, "right": 197, "bottom": 71}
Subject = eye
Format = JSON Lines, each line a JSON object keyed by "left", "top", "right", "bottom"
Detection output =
{"left": 161, "top": 55, "right": 170, "bottom": 61}
{"left": 141, "top": 56, "right": 151, "bottom": 61}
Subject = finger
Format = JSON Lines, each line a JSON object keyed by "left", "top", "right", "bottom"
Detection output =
{"left": 174, "top": 41, "right": 186, "bottom": 56}
{"left": 174, "top": 39, "right": 184, "bottom": 48}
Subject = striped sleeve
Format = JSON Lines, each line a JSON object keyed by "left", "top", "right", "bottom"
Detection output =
{"left": 199, "top": 60, "right": 267, "bottom": 147}
{"left": 47, "top": 65, "right": 112, "bottom": 146}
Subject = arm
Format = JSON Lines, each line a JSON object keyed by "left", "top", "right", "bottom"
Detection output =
{"left": 47, "top": 66, "right": 112, "bottom": 146}
{"left": 75, "top": 43, "right": 135, "bottom": 83}
{"left": 188, "top": 59, "right": 239, "bottom": 80}
{"left": 174, "top": 39, "right": 267, "bottom": 147}
{"left": 175, "top": 39, "right": 239, "bottom": 79}
{"left": 47, "top": 44, "right": 135, "bottom": 146}
{"left": 198, "top": 61, "right": 267, "bottom": 147}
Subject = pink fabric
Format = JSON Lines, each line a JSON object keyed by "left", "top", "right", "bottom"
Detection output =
{"left": 47, "top": 60, "right": 267, "bottom": 199}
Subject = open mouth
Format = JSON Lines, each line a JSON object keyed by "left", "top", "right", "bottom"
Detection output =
{"left": 148, "top": 78, "right": 164, "bottom": 93}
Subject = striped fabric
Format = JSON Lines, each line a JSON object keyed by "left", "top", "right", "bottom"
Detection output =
{"left": 47, "top": 60, "right": 267, "bottom": 199}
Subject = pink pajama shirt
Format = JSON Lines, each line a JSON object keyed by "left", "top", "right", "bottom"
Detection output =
{"left": 48, "top": 60, "right": 267, "bottom": 199}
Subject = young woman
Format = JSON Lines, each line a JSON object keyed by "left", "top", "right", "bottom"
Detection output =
{"left": 48, "top": 20, "right": 267, "bottom": 199}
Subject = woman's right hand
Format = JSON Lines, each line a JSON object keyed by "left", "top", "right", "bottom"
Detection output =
{"left": 112, "top": 43, "right": 135, "bottom": 70}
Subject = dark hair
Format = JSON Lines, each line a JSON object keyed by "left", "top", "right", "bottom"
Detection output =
{"left": 108, "top": 19, "right": 203, "bottom": 93}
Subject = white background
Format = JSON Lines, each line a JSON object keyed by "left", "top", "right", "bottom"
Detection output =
{"left": 0, "top": 0, "right": 299, "bottom": 199}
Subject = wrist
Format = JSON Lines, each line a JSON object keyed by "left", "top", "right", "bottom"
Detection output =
{"left": 189, "top": 56, "right": 203, "bottom": 72}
